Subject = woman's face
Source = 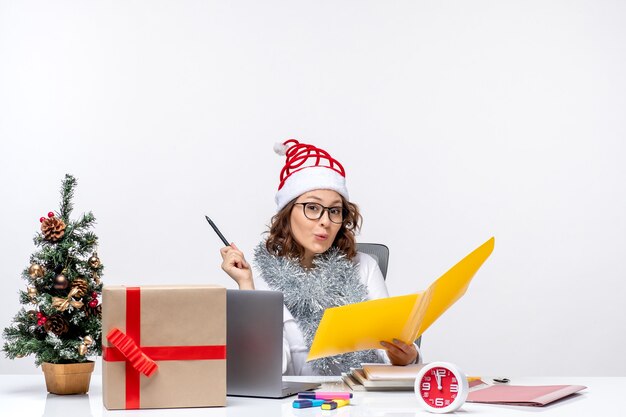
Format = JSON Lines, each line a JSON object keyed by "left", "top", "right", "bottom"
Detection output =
{"left": 290, "top": 189, "right": 343, "bottom": 265}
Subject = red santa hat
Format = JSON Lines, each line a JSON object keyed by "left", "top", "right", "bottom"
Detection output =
{"left": 274, "top": 139, "right": 349, "bottom": 211}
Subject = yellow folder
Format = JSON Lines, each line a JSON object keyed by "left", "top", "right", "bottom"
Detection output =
{"left": 307, "top": 237, "right": 495, "bottom": 361}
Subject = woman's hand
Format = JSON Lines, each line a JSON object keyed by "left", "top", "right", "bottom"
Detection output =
{"left": 220, "top": 243, "right": 254, "bottom": 290}
{"left": 380, "top": 338, "right": 418, "bottom": 365}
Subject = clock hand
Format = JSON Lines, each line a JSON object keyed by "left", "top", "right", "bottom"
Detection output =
{"left": 435, "top": 372, "right": 442, "bottom": 390}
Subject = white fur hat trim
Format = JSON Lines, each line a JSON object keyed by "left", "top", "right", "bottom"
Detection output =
{"left": 275, "top": 166, "right": 349, "bottom": 211}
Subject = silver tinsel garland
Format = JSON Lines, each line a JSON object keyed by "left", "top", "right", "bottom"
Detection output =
{"left": 254, "top": 242, "right": 381, "bottom": 375}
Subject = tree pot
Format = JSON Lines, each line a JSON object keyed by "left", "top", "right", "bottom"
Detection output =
{"left": 41, "top": 361, "right": 95, "bottom": 395}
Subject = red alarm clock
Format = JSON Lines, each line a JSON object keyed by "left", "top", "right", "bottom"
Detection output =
{"left": 414, "top": 362, "right": 469, "bottom": 413}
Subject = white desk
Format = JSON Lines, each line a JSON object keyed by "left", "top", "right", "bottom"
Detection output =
{"left": 0, "top": 375, "right": 620, "bottom": 417}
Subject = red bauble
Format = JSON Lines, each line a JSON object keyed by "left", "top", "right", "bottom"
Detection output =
{"left": 39, "top": 217, "right": 45, "bottom": 223}
{"left": 36, "top": 312, "right": 43, "bottom": 319}
{"left": 88, "top": 299, "right": 98, "bottom": 308}
{"left": 91, "top": 292, "right": 98, "bottom": 299}
{"left": 47, "top": 212, "right": 54, "bottom": 218}
{"left": 38, "top": 316, "right": 47, "bottom": 325}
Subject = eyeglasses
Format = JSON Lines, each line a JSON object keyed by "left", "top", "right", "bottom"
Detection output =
{"left": 294, "top": 202, "right": 346, "bottom": 224}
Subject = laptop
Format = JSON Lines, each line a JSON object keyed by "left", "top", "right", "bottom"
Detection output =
{"left": 226, "top": 289, "right": 320, "bottom": 398}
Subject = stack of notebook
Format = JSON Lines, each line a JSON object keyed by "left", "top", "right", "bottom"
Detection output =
{"left": 342, "top": 364, "right": 425, "bottom": 391}
{"left": 341, "top": 364, "right": 587, "bottom": 407}
{"left": 342, "top": 364, "right": 487, "bottom": 392}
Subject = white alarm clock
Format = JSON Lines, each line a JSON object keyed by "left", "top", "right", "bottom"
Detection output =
{"left": 414, "top": 362, "right": 469, "bottom": 413}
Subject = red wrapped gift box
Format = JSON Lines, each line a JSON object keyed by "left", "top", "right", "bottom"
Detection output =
{"left": 102, "top": 285, "right": 226, "bottom": 409}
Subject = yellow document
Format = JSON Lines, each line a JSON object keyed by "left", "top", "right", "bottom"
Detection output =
{"left": 307, "top": 237, "right": 495, "bottom": 361}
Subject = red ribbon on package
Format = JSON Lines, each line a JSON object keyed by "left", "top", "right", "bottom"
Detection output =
{"left": 106, "top": 328, "right": 158, "bottom": 377}
{"left": 102, "top": 287, "right": 226, "bottom": 409}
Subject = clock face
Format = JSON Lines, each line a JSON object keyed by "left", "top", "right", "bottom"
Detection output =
{"left": 418, "top": 366, "right": 462, "bottom": 409}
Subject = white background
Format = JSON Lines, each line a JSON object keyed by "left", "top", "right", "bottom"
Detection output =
{"left": 1, "top": 0, "right": 624, "bottom": 376}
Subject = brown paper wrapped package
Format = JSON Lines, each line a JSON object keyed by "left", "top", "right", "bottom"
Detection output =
{"left": 102, "top": 285, "right": 226, "bottom": 409}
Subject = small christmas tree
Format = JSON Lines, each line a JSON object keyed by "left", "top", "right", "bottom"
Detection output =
{"left": 3, "top": 174, "right": 103, "bottom": 365}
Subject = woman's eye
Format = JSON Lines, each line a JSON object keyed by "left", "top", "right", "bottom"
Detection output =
{"left": 306, "top": 204, "right": 320, "bottom": 212}
{"left": 329, "top": 208, "right": 342, "bottom": 215}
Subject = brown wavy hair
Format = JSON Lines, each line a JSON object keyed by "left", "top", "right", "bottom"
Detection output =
{"left": 265, "top": 195, "right": 362, "bottom": 261}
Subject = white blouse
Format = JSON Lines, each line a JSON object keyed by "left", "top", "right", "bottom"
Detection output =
{"left": 257, "top": 252, "right": 422, "bottom": 376}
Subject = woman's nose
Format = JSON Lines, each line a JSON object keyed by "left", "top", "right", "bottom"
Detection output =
{"left": 318, "top": 209, "right": 332, "bottom": 225}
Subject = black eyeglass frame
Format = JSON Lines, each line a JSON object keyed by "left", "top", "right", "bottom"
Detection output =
{"left": 293, "top": 202, "right": 348, "bottom": 224}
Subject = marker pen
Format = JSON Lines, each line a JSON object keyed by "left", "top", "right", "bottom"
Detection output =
{"left": 321, "top": 399, "right": 350, "bottom": 410}
{"left": 298, "top": 391, "right": 353, "bottom": 400}
{"left": 292, "top": 399, "right": 325, "bottom": 408}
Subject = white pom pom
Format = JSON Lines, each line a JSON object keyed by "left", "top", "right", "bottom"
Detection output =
{"left": 274, "top": 142, "right": 288, "bottom": 156}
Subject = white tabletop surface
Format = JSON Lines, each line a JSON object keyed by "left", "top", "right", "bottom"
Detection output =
{"left": 0, "top": 374, "right": 620, "bottom": 417}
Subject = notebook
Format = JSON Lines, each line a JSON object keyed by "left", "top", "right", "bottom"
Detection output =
{"left": 362, "top": 363, "right": 426, "bottom": 381}
{"left": 467, "top": 384, "right": 587, "bottom": 406}
{"left": 343, "top": 365, "right": 486, "bottom": 392}
{"left": 351, "top": 368, "right": 415, "bottom": 389}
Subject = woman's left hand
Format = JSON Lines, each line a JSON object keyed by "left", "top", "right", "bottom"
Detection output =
{"left": 380, "top": 338, "right": 418, "bottom": 365}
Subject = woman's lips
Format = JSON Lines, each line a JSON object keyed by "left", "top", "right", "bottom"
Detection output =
{"left": 314, "top": 234, "right": 329, "bottom": 241}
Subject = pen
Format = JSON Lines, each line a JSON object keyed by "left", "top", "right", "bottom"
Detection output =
{"left": 298, "top": 391, "right": 353, "bottom": 400}
{"left": 292, "top": 399, "right": 325, "bottom": 408}
{"left": 321, "top": 399, "right": 350, "bottom": 410}
{"left": 205, "top": 216, "right": 230, "bottom": 246}
{"left": 467, "top": 376, "right": 509, "bottom": 384}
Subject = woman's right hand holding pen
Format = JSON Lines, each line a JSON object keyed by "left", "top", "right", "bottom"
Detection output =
{"left": 220, "top": 243, "right": 255, "bottom": 290}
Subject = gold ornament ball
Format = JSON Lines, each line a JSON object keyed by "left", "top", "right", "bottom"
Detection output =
{"left": 83, "top": 336, "right": 94, "bottom": 346}
{"left": 53, "top": 274, "right": 68, "bottom": 290}
{"left": 78, "top": 344, "right": 88, "bottom": 356}
{"left": 27, "top": 287, "right": 38, "bottom": 298}
{"left": 88, "top": 253, "right": 101, "bottom": 269}
{"left": 92, "top": 271, "right": 101, "bottom": 285}
{"left": 28, "top": 263, "right": 45, "bottom": 279}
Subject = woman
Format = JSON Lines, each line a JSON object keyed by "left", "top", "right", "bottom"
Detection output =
{"left": 220, "top": 139, "right": 421, "bottom": 375}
